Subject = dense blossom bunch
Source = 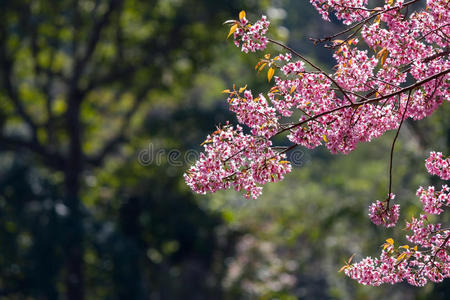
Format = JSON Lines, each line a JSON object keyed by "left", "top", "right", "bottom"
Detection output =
{"left": 310, "top": 0, "right": 371, "bottom": 25}
{"left": 230, "top": 13, "right": 270, "bottom": 53}
{"left": 345, "top": 154, "right": 450, "bottom": 286}
{"left": 344, "top": 230, "right": 449, "bottom": 286}
{"left": 416, "top": 185, "right": 449, "bottom": 215}
{"left": 368, "top": 194, "right": 400, "bottom": 227}
{"left": 225, "top": 87, "right": 279, "bottom": 138}
{"left": 426, "top": 152, "right": 450, "bottom": 180}
{"left": 184, "top": 123, "right": 291, "bottom": 199}
{"left": 333, "top": 44, "right": 378, "bottom": 92}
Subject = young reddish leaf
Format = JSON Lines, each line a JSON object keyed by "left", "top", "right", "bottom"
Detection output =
{"left": 239, "top": 10, "right": 246, "bottom": 21}
{"left": 377, "top": 48, "right": 389, "bottom": 66}
{"left": 227, "top": 24, "right": 238, "bottom": 39}
{"left": 290, "top": 85, "right": 296, "bottom": 94}
{"left": 269, "top": 86, "right": 279, "bottom": 93}
{"left": 380, "top": 50, "right": 388, "bottom": 66}
{"left": 200, "top": 139, "right": 212, "bottom": 146}
{"left": 375, "top": 14, "right": 381, "bottom": 24}
{"left": 267, "top": 67, "right": 275, "bottom": 82}
{"left": 396, "top": 252, "right": 407, "bottom": 262}
{"left": 339, "top": 265, "right": 349, "bottom": 273}
{"left": 347, "top": 254, "right": 355, "bottom": 264}
{"left": 377, "top": 47, "right": 386, "bottom": 58}
{"left": 384, "top": 238, "right": 394, "bottom": 249}
{"left": 258, "top": 63, "right": 267, "bottom": 72}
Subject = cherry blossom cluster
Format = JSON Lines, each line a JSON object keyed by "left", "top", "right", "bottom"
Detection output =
{"left": 184, "top": 123, "right": 291, "bottom": 199}
{"left": 269, "top": 70, "right": 335, "bottom": 119}
{"left": 225, "top": 1, "right": 448, "bottom": 156}
{"left": 333, "top": 44, "right": 378, "bottom": 93}
{"left": 310, "top": 0, "right": 371, "bottom": 25}
{"left": 344, "top": 228, "right": 449, "bottom": 286}
{"left": 345, "top": 154, "right": 450, "bottom": 286}
{"left": 368, "top": 193, "right": 400, "bottom": 228}
{"left": 426, "top": 152, "right": 450, "bottom": 180}
{"left": 268, "top": 67, "right": 406, "bottom": 153}
{"left": 225, "top": 87, "right": 279, "bottom": 138}
{"left": 416, "top": 185, "right": 449, "bottom": 215}
{"left": 231, "top": 14, "right": 270, "bottom": 53}
{"left": 187, "top": 2, "right": 449, "bottom": 200}
{"left": 359, "top": 0, "right": 449, "bottom": 120}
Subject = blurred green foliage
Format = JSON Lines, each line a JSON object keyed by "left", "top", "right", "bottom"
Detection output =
{"left": 0, "top": 0, "right": 449, "bottom": 299}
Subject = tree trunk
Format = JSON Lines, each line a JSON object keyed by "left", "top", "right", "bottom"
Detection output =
{"left": 64, "top": 92, "right": 84, "bottom": 300}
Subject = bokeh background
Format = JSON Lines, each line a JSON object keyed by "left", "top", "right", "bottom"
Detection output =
{"left": 0, "top": 0, "right": 448, "bottom": 299}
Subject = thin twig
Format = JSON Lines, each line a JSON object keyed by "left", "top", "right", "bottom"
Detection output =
{"left": 386, "top": 89, "right": 413, "bottom": 208}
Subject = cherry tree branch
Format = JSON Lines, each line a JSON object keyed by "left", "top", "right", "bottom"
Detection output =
{"left": 311, "top": 0, "right": 420, "bottom": 43}
{"left": 276, "top": 68, "right": 449, "bottom": 136}
{"left": 268, "top": 38, "right": 354, "bottom": 105}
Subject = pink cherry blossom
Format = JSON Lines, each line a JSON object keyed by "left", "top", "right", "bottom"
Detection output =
{"left": 416, "top": 185, "right": 450, "bottom": 215}
{"left": 232, "top": 15, "right": 270, "bottom": 53}
{"left": 226, "top": 88, "right": 279, "bottom": 138}
{"left": 368, "top": 194, "right": 400, "bottom": 227}
{"left": 184, "top": 123, "right": 291, "bottom": 199}
{"left": 426, "top": 152, "right": 450, "bottom": 180}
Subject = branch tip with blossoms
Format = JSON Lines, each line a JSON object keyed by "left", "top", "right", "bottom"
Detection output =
{"left": 184, "top": 122, "right": 291, "bottom": 200}
{"left": 346, "top": 153, "right": 449, "bottom": 286}
{"left": 368, "top": 193, "right": 400, "bottom": 228}
{"left": 426, "top": 152, "right": 450, "bottom": 180}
